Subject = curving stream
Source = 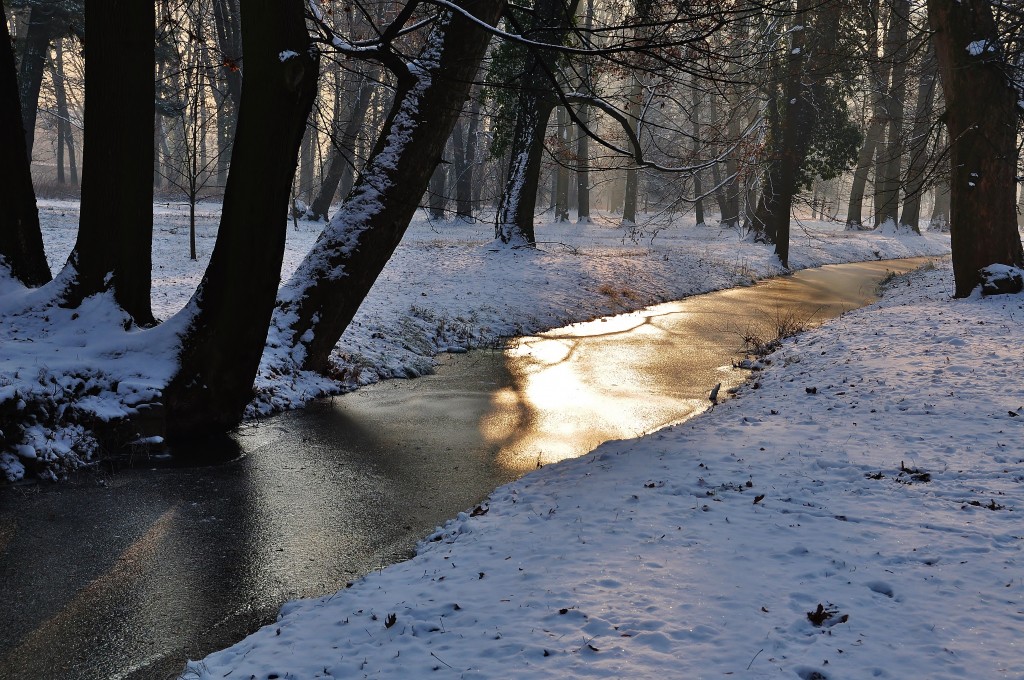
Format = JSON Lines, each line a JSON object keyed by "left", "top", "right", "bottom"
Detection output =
{"left": 0, "top": 257, "right": 931, "bottom": 679}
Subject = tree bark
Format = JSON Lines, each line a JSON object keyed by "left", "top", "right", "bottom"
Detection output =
{"left": 162, "top": 0, "right": 319, "bottom": 437}
{"left": 59, "top": 0, "right": 155, "bottom": 324}
{"left": 269, "top": 0, "right": 503, "bottom": 374}
{"left": 213, "top": 0, "right": 242, "bottom": 185}
{"left": 927, "top": 0, "right": 1023, "bottom": 297}
{"left": 0, "top": 6, "right": 50, "bottom": 287}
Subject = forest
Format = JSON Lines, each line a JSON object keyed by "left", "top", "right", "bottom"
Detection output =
{"left": 1, "top": 0, "right": 1023, "bottom": 477}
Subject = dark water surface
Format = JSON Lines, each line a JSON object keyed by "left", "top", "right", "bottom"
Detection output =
{"left": 0, "top": 258, "right": 931, "bottom": 679}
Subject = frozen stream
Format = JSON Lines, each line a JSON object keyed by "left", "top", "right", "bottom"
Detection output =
{"left": 0, "top": 257, "right": 931, "bottom": 679}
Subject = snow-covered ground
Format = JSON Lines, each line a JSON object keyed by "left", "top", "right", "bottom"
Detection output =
{"left": 0, "top": 201, "right": 948, "bottom": 481}
{"left": 12, "top": 201, "right": 1024, "bottom": 678}
{"left": 180, "top": 254, "right": 1024, "bottom": 679}
{"left": 184, "top": 258, "right": 1024, "bottom": 675}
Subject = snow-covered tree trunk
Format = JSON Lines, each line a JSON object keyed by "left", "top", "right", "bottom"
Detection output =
{"left": 0, "top": 5, "right": 50, "bottom": 287}
{"left": 927, "top": 0, "right": 1024, "bottom": 297}
{"left": 267, "top": 0, "right": 503, "bottom": 375}
{"left": 161, "top": 0, "right": 320, "bottom": 436}
{"left": 495, "top": 0, "right": 581, "bottom": 246}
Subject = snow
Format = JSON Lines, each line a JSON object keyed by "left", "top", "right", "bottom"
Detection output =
{"left": 10, "top": 200, "right": 1024, "bottom": 679}
{"left": 966, "top": 39, "right": 995, "bottom": 56}
{"left": 181, "top": 252, "right": 1024, "bottom": 679}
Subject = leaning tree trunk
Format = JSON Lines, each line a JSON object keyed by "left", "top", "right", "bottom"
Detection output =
{"left": 59, "top": 0, "right": 155, "bottom": 325}
{"left": 269, "top": 0, "right": 503, "bottom": 374}
{"left": 0, "top": 6, "right": 50, "bottom": 287}
{"left": 162, "top": 0, "right": 320, "bottom": 437}
{"left": 927, "top": 0, "right": 1024, "bottom": 297}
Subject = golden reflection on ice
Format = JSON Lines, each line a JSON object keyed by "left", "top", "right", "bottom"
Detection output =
{"left": 483, "top": 258, "right": 934, "bottom": 472}
{"left": 485, "top": 307, "right": 748, "bottom": 471}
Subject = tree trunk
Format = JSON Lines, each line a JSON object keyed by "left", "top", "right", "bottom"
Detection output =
{"left": 0, "top": 6, "right": 50, "bottom": 287}
{"left": 452, "top": 116, "right": 474, "bottom": 219}
{"left": 575, "top": 0, "right": 594, "bottom": 224}
{"left": 622, "top": 78, "right": 642, "bottom": 224}
{"left": 927, "top": 0, "right": 1024, "bottom": 297}
{"left": 554, "top": 106, "right": 570, "bottom": 222}
{"left": 162, "top": 0, "right": 320, "bottom": 437}
{"left": 459, "top": 95, "right": 482, "bottom": 219}
{"left": 213, "top": 0, "right": 242, "bottom": 185}
{"left": 874, "top": 0, "right": 910, "bottom": 227}
{"left": 307, "top": 67, "right": 378, "bottom": 222}
{"left": 897, "top": 46, "right": 937, "bottom": 232}
{"left": 429, "top": 158, "right": 448, "bottom": 219}
{"left": 846, "top": 0, "right": 888, "bottom": 229}
{"left": 60, "top": 0, "right": 155, "bottom": 325}
{"left": 269, "top": 0, "right": 503, "bottom": 374}
{"left": 213, "top": 0, "right": 242, "bottom": 105}
{"left": 692, "top": 83, "right": 704, "bottom": 225}
{"left": 845, "top": 118, "right": 882, "bottom": 228}
{"left": 299, "top": 120, "right": 315, "bottom": 205}
{"left": 753, "top": 0, "right": 839, "bottom": 267}
{"left": 17, "top": 4, "right": 54, "bottom": 158}
{"left": 495, "top": 0, "right": 581, "bottom": 245}
{"left": 721, "top": 107, "right": 742, "bottom": 228}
